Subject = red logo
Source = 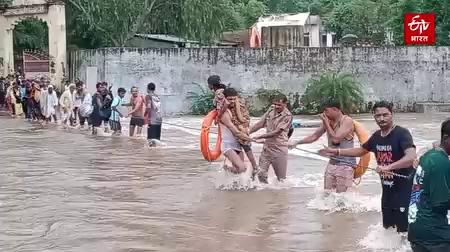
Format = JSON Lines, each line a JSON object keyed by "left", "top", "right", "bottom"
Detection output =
{"left": 404, "top": 13, "right": 435, "bottom": 45}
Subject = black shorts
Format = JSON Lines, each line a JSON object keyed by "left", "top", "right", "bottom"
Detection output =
{"left": 109, "top": 120, "right": 122, "bottom": 131}
{"left": 411, "top": 242, "right": 450, "bottom": 252}
{"left": 382, "top": 207, "right": 408, "bottom": 232}
{"left": 130, "top": 117, "right": 145, "bottom": 127}
{"left": 91, "top": 116, "right": 103, "bottom": 127}
{"left": 147, "top": 124, "right": 162, "bottom": 140}
{"left": 241, "top": 143, "right": 252, "bottom": 152}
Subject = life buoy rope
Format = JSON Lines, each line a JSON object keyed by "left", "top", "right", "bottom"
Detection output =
{"left": 196, "top": 113, "right": 412, "bottom": 181}
{"left": 353, "top": 120, "right": 371, "bottom": 179}
{"left": 200, "top": 110, "right": 222, "bottom": 161}
{"left": 199, "top": 111, "right": 371, "bottom": 176}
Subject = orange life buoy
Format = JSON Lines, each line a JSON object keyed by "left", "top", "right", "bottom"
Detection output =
{"left": 200, "top": 110, "right": 222, "bottom": 161}
{"left": 353, "top": 120, "right": 371, "bottom": 178}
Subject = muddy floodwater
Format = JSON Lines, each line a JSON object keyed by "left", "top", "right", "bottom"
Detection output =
{"left": 0, "top": 113, "right": 446, "bottom": 252}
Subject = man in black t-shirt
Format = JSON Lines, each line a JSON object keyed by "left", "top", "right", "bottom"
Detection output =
{"left": 320, "top": 101, "right": 417, "bottom": 233}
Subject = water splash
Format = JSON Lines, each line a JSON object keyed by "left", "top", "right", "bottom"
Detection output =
{"left": 147, "top": 139, "right": 167, "bottom": 148}
{"left": 213, "top": 169, "right": 256, "bottom": 191}
{"left": 211, "top": 165, "right": 326, "bottom": 191}
{"left": 260, "top": 173, "right": 324, "bottom": 189}
{"left": 307, "top": 189, "right": 380, "bottom": 213}
{"left": 359, "top": 224, "right": 412, "bottom": 252}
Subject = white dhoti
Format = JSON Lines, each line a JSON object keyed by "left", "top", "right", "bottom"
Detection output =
{"left": 40, "top": 90, "right": 58, "bottom": 119}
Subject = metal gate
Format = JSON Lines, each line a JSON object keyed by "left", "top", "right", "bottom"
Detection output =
{"left": 22, "top": 50, "right": 49, "bottom": 79}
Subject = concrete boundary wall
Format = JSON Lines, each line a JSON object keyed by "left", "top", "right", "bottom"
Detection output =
{"left": 69, "top": 47, "right": 450, "bottom": 115}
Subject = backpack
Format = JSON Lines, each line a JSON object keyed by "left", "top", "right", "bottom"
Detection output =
{"left": 150, "top": 94, "right": 162, "bottom": 122}
{"left": 79, "top": 93, "right": 93, "bottom": 117}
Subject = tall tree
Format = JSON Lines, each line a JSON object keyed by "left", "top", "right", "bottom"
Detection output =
{"left": 322, "top": 0, "right": 393, "bottom": 45}
{"left": 67, "top": 0, "right": 169, "bottom": 47}
{"left": 66, "top": 0, "right": 246, "bottom": 47}
{"left": 419, "top": 0, "right": 450, "bottom": 45}
{"left": 264, "top": 0, "right": 310, "bottom": 13}
{"left": 0, "top": 0, "right": 12, "bottom": 7}
{"left": 41, "top": 0, "right": 450, "bottom": 48}
{"left": 387, "top": 0, "right": 450, "bottom": 46}
{"left": 13, "top": 19, "right": 49, "bottom": 52}
{"left": 182, "top": 0, "right": 239, "bottom": 42}
{"left": 235, "top": 0, "right": 267, "bottom": 27}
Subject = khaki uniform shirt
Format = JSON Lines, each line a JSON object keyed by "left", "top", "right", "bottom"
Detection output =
{"left": 260, "top": 107, "right": 293, "bottom": 154}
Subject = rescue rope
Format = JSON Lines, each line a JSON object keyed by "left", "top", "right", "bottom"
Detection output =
{"left": 164, "top": 122, "right": 219, "bottom": 134}
{"left": 163, "top": 121, "right": 413, "bottom": 179}
{"left": 294, "top": 147, "right": 413, "bottom": 179}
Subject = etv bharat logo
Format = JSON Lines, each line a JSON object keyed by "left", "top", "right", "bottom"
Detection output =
{"left": 409, "top": 16, "right": 430, "bottom": 34}
{"left": 404, "top": 13, "right": 435, "bottom": 45}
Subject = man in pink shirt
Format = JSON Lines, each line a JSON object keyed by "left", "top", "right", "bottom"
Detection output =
{"left": 127, "top": 86, "right": 145, "bottom": 137}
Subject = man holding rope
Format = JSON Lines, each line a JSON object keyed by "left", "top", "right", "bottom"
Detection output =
{"left": 319, "top": 101, "right": 416, "bottom": 234}
{"left": 289, "top": 99, "right": 356, "bottom": 193}
{"left": 250, "top": 94, "right": 293, "bottom": 183}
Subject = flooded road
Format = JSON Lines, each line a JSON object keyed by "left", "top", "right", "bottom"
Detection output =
{"left": 0, "top": 113, "right": 445, "bottom": 252}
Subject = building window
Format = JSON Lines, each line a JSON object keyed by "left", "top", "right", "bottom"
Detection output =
{"left": 304, "top": 32, "right": 310, "bottom": 47}
{"left": 321, "top": 34, "right": 327, "bottom": 47}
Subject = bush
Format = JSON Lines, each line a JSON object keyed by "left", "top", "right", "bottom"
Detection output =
{"left": 187, "top": 82, "right": 214, "bottom": 115}
{"left": 186, "top": 73, "right": 364, "bottom": 116}
{"left": 255, "top": 88, "right": 285, "bottom": 110}
{"left": 251, "top": 89, "right": 303, "bottom": 116}
{"left": 301, "top": 72, "right": 364, "bottom": 114}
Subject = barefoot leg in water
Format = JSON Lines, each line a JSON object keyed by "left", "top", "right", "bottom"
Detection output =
{"left": 223, "top": 150, "right": 246, "bottom": 174}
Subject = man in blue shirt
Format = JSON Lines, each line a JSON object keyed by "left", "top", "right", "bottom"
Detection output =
{"left": 109, "top": 87, "right": 126, "bottom": 136}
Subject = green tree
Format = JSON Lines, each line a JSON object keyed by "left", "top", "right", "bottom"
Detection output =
{"left": 236, "top": 0, "right": 267, "bottom": 28}
{"left": 187, "top": 83, "right": 214, "bottom": 115}
{"left": 66, "top": 0, "right": 247, "bottom": 47}
{"left": 321, "top": 0, "right": 450, "bottom": 46}
{"left": 10, "top": 0, "right": 444, "bottom": 49}
{"left": 182, "top": 0, "right": 240, "bottom": 43}
{"left": 302, "top": 72, "right": 364, "bottom": 114}
{"left": 323, "top": 0, "right": 392, "bottom": 45}
{"left": 67, "top": 0, "right": 171, "bottom": 47}
{"left": 388, "top": 0, "right": 417, "bottom": 45}
{"left": 386, "top": 0, "right": 450, "bottom": 46}
{"left": 264, "top": 0, "right": 309, "bottom": 13}
{"left": 0, "top": 0, "right": 12, "bottom": 7}
{"left": 13, "top": 19, "right": 49, "bottom": 53}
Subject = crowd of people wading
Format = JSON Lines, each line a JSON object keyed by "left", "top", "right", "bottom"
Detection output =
{"left": 0, "top": 73, "right": 163, "bottom": 146}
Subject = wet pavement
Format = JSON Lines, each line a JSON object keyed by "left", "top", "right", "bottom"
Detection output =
{"left": 0, "top": 112, "right": 446, "bottom": 252}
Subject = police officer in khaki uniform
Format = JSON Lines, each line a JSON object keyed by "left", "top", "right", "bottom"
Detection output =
{"left": 249, "top": 94, "right": 293, "bottom": 183}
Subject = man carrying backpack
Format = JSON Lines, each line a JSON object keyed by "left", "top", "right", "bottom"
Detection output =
{"left": 145, "top": 82, "right": 163, "bottom": 147}
{"left": 76, "top": 81, "right": 93, "bottom": 130}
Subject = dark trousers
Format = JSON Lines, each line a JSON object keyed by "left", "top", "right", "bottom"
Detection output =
{"left": 411, "top": 242, "right": 450, "bottom": 252}
{"left": 11, "top": 102, "right": 16, "bottom": 115}
{"left": 22, "top": 99, "right": 29, "bottom": 119}
{"left": 78, "top": 112, "right": 87, "bottom": 126}
{"left": 69, "top": 108, "right": 80, "bottom": 126}
{"left": 147, "top": 124, "right": 162, "bottom": 140}
{"left": 28, "top": 99, "right": 41, "bottom": 120}
{"left": 0, "top": 91, "right": 5, "bottom": 107}
{"left": 73, "top": 108, "right": 87, "bottom": 126}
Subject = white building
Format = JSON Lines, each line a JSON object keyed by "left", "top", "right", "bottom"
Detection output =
{"left": 250, "top": 12, "right": 336, "bottom": 48}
